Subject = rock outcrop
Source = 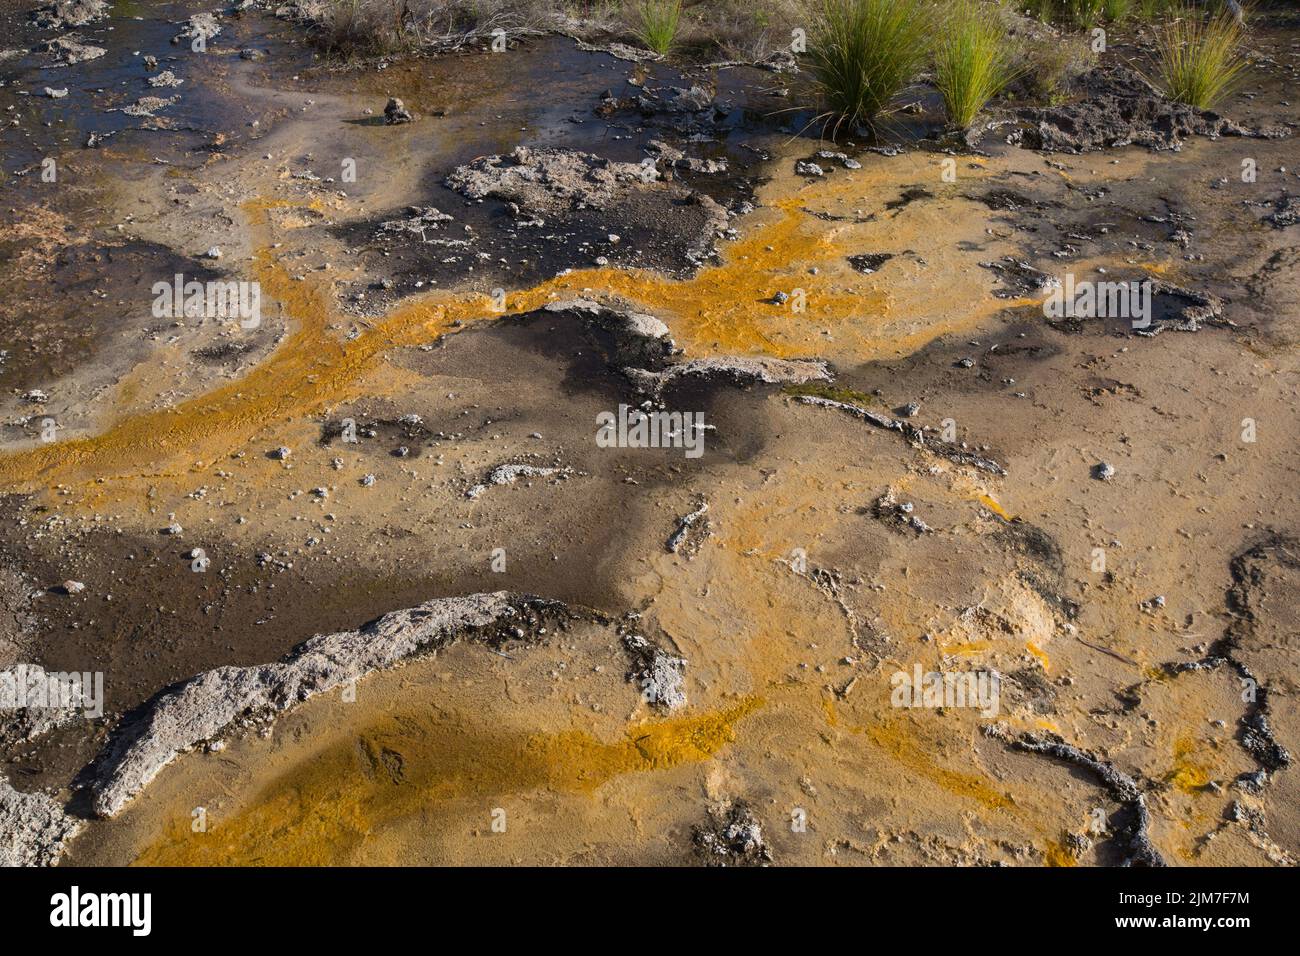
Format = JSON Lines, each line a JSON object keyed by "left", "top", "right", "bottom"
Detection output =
{"left": 87, "top": 592, "right": 573, "bottom": 818}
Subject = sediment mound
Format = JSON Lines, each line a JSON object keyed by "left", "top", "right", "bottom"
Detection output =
{"left": 87, "top": 592, "right": 575, "bottom": 818}
{"left": 694, "top": 801, "right": 772, "bottom": 866}
{"left": 544, "top": 298, "right": 676, "bottom": 370}
{"left": 1002, "top": 65, "right": 1285, "bottom": 153}
{"left": 42, "top": 34, "right": 106, "bottom": 65}
{"left": 31, "top": 0, "right": 109, "bottom": 29}
{"left": 448, "top": 146, "right": 665, "bottom": 217}
{"left": 446, "top": 146, "right": 730, "bottom": 267}
{"left": 625, "top": 356, "right": 832, "bottom": 396}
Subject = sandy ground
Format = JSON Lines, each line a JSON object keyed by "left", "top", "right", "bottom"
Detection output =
{"left": 1, "top": 1, "right": 1298, "bottom": 866}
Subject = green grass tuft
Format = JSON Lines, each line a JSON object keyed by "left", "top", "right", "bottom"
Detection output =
{"left": 1102, "top": 0, "right": 1132, "bottom": 21}
{"left": 933, "top": 0, "right": 1020, "bottom": 129}
{"left": 1153, "top": 6, "right": 1248, "bottom": 109}
{"left": 634, "top": 0, "right": 683, "bottom": 55}
{"left": 1017, "top": 0, "right": 1057, "bottom": 20}
{"left": 808, "top": 0, "right": 932, "bottom": 133}
{"left": 1067, "top": 0, "right": 1107, "bottom": 28}
{"left": 1135, "top": 0, "right": 1175, "bottom": 20}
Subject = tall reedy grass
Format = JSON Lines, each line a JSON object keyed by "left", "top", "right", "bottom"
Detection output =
{"left": 1153, "top": 5, "right": 1249, "bottom": 108}
{"left": 634, "top": 0, "right": 684, "bottom": 54}
{"left": 808, "top": 0, "right": 932, "bottom": 134}
{"left": 933, "top": 0, "right": 1021, "bottom": 128}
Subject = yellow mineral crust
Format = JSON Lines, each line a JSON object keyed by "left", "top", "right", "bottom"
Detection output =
{"left": 0, "top": 157, "right": 1022, "bottom": 510}
{"left": 136, "top": 698, "right": 761, "bottom": 866}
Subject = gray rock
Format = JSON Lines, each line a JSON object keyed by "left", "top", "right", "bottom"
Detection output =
{"left": 1265, "top": 195, "right": 1299, "bottom": 229}
{"left": 644, "top": 140, "right": 727, "bottom": 174}
{"left": 447, "top": 146, "right": 659, "bottom": 217}
{"left": 623, "top": 634, "right": 687, "bottom": 711}
{"left": 115, "top": 95, "right": 179, "bottom": 117}
{"left": 625, "top": 356, "right": 831, "bottom": 398}
{"left": 573, "top": 38, "right": 664, "bottom": 63}
{"left": 376, "top": 206, "right": 452, "bottom": 240}
{"left": 983, "top": 724, "right": 1164, "bottom": 866}
{"left": 1234, "top": 770, "right": 1268, "bottom": 795}
{"left": 666, "top": 498, "right": 710, "bottom": 556}
{"left": 465, "top": 463, "right": 572, "bottom": 499}
{"left": 147, "top": 70, "right": 184, "bottom": 88}
{"left": 173, "top": 12, "right": 222, "bottom": 46}
{"left": 544, "top": 299, "right": 675, "bottom": 369}
{"left": 1001, "top": 65, "right": 1284, "bottom": 153}
{"left": 874, "top": 489, "right": 931, "bottom": 535}
{"left": 384, "top": 97, "right": 413, "bottom": 124}
{"left": 694, "top": 801, "right": 771, "bottom": 866}
{"left": 31, "top": 0, "right": 108, "bottom": 29}
{"left": 0, "top": 776, "right": 81, "bottom": 867}
{"left": 980, "top": 257, "right": 1061, "bottom": 298}
{"left": 43, "top": 35, "right": 106, "bottom": 66}
{"left": 665, "top": 85, "right": 713, "bottom": 112}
